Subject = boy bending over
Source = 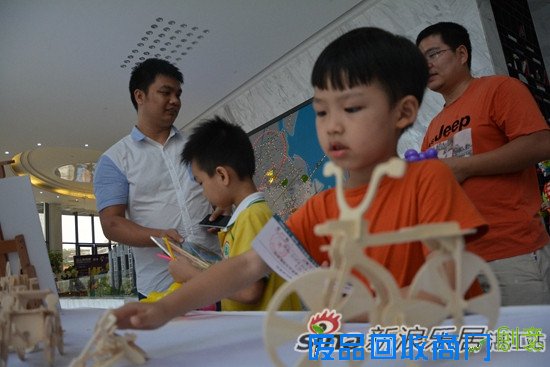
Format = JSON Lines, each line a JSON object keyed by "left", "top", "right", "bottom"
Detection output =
{"left": 170, "top": 116, "right": 301, "bottom": 311}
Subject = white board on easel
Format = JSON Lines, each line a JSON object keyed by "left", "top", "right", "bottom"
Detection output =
{"left": 0, "top": 176, "right": 57, "bottom": 295}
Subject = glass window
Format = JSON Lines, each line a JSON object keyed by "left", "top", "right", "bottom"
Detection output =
{"left": 62, "top": 243, "right": 76, "bottom": 267}
{"left": 97, "top": 246, "right": 110, "bottom": 255}
{"left": 94, "top": 216, "right": 109, "bottom": 244}
{"left": 38, "top": 212, "right": 46, "bottom": 239}
{"left": 79, "top": 246, "right": 92, "bottom": 256}
{"left": 78, "top": 215, "right": 93, "bottom": 243}
{"left": 62, "top": 215, "right": 76, "bottom": 243}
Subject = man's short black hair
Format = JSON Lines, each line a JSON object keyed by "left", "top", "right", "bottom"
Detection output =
{"left": 129, "top": 58, "right": 183, "bottom": 111}
{"left": 181, "top": 116, "right": 255, "bottom": 180}
{"left": 311, "top": 27, "right": 428, "bottom": 106}
{"left": 416, "top": 22, "right": 472, "bottom": 69}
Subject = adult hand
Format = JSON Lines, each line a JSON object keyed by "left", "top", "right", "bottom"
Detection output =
{"left": 158, "top": 228, "right": 184, "bottom": 243}
{"left": 113, "top": 301, "right": 172, "bottom": 330}
{"left": 440, "top": 157, "right": 469, "bottom": 183}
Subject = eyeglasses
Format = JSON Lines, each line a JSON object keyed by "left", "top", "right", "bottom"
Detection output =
{"left": 425, "top": 49, "right": 452, "bottom": 62}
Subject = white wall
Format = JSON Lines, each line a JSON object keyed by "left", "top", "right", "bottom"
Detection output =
{"left": 186, "top": 0, "right": 496, "bottom": 155}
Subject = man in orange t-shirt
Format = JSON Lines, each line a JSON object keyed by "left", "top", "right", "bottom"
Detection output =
{"left": 417, "top": 22, "right": 550, "bottom": 305}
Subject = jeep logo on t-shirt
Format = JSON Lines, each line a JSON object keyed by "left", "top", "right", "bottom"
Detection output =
{"left": 428, "top": 115, "right": 471, "bottom": 146}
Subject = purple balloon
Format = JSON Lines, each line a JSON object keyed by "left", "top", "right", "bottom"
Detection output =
{"left": 425, "top": 148, "right": 438, "bottom": 159}
{"left": 404, "top": 149, "right": 419, "bottom": 159}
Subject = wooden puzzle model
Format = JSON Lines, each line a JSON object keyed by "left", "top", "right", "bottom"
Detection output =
{"left": 70, "top": 310, "right": 147, "bottom": 367}
{"left": 0, "top": 272, "right": 63, "bottom": 367}
{"left": 263, "top": 158, "right": 500, "bottom": 366}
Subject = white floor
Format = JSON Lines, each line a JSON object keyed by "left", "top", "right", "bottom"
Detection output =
{"left": 59, "top": 297, "right": 137, "bottom": 309}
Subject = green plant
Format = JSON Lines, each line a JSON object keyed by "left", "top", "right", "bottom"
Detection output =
{"left": 48, "top": 250, "right": 64, "bottom": 275}
{"left": 60, "top": 265, "right": 78, "bottom": 280}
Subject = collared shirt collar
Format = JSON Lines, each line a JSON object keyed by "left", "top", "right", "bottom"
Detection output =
{"left": 224, "top": 191, "right": 266, "bottom": 230}
{"left": 130, "top": 125, "right": 180, "bottom": 142}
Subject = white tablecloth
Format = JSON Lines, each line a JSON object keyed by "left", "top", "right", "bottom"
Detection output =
{"left": 4, "top": 305, "right": 550, "bottom": 366}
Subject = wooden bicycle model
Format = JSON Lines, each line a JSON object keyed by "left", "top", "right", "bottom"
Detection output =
{"left": 263, "top": 158, "right": 500, "bottom": 366}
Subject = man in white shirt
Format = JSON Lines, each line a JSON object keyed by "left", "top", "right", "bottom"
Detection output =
{"left": 94, "top": 58, "right": 220, "bottom": 299}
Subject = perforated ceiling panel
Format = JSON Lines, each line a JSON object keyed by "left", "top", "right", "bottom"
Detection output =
{"left": 121, "top": 17, "right": 209, "bottom": 68}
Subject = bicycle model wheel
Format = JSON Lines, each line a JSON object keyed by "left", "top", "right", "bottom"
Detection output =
{"left": 407, "top": 251, "right": 500, "bottom": 329}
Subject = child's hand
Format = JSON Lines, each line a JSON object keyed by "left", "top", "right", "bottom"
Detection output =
{"left": 113, "top": 301, "right": 172, "bottom": 330}
{"left": 168, "top": 256, "right": 201, "bottom": 282}
{"left": 206, "top": 206, "right": 232, "bottom": 233}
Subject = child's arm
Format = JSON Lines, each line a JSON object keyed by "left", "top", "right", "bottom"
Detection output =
{"left": 168, "top": 257, "right": 202, "bottom": 283}
{"left": 169, "top": 254, "right": 266, "bottom": 304}
{"left": 113, "top": 249, "right": 270, "bottom": 330}
{"left": 227, "top": 278, "right": 266, "bottom": 304}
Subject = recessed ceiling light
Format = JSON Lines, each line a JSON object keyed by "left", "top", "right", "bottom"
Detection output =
{"left": 37, "top": 143, "right": 42, "bottom": 146}
{"left": 56, "top": 195, "right": 60, "bottom": 199}
{"left": 84, "top": 144, "right": 89, "bottom": 147}
{"left": 4, "top": 151, "right": 9, "bottom": 155}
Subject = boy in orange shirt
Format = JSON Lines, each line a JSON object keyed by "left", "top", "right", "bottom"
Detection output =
{"left": 114, "top": 27, "right": 486, "bottom": 330}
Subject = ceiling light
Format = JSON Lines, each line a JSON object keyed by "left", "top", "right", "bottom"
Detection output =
{"left": 56, "top": 195, "right": 60, "bottom": 199}
{"left": 84, "top": 144, "right": 89, "bottom": 147}
{"left": 39, "top": 191, "right": 43, "bottom": 194}
{"left": 37, "top": 143, "right": 42, "bottom": 146}
{"left": 4, "top": 151, "right": 9, "bottom": 155}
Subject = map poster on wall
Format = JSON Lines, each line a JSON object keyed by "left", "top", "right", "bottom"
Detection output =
{"left": 249, "top": 99, "right": 334, "bottom": 220}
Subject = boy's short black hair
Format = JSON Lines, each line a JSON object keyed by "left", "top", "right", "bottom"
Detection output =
{"left": 181, "top": 116, "right": 256, "bottom": 180}
{"left": 129, "top": 58, "right": 184, "bottom": 111}
{"left": 416, "top": 22, "right": 472, "bottom": 69}
{"left": 311, "top": 27, "right": 428, "bottom": 106}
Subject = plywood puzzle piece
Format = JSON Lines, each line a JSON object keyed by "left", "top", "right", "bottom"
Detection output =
{"left": 264, "top": 158, "right": 500, "bottom": 366}
{"left": 70, "top": 310, "right": 147, "bottom": 367}
{"left": 0, "top": 273, "right": 63, "bottom": 367}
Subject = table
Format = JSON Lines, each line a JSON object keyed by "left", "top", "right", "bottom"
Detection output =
{"left": 4, "top": 305, "right": 549, "bottom": 366}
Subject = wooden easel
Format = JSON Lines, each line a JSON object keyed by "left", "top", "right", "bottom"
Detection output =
{"left": 0, "top": 225, "right": 38, "bottom": 278}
